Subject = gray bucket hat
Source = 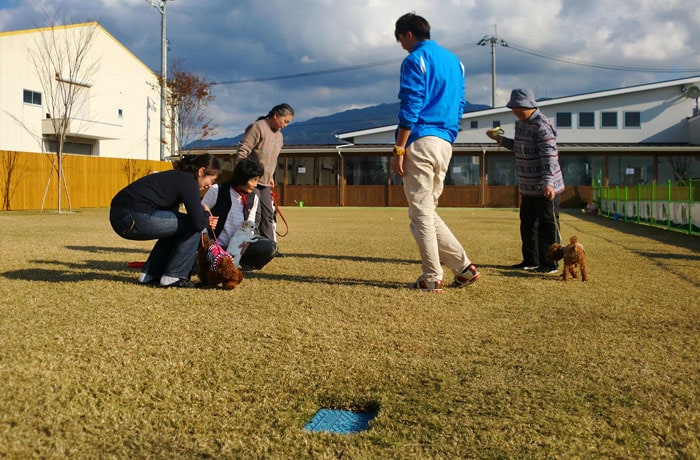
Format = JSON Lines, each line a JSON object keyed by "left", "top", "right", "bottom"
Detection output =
{"left": 506, "top": 88, "right": 538, "bottom": 108}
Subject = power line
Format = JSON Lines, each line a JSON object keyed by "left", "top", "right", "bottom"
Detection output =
{"left": 505, "top": 42, "right": 700, "bottom": 73}
{"left": 213, "top": 57, "right": 402, "bottom": 85}
{"left": 212, "top": 39, "right": 699, "bottom": 87}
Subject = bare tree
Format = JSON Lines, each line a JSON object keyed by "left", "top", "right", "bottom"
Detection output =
{"left": 29, "top": 20, "right": 100, "bottom": 213}
{"left": 163, "top": 61, "right": 216, "bottom": 155}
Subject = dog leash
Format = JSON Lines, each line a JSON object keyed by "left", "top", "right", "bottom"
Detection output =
{"left": 553, "top": 199, "right": 563, "bottom": 244}
{"left": 272, "top": 190, "right": 289, "bottom": 237}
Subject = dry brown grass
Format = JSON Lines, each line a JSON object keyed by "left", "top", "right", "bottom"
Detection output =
{"left": 0, "top": 207, "right": 698, "bottom": 458}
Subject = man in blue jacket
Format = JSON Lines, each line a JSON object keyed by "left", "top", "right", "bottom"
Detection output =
{"left": 392, "top": 12, "right": 481, "bottom": 293}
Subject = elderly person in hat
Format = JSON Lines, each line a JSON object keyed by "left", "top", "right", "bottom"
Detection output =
{"left": 486, "top": 88, "right": 565, "bottom": 274}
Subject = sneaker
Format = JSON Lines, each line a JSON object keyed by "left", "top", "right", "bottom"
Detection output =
{"left": 512, "top": 261, "right": 540, "bottom": 270}
{"left": 411, "top": 276, "right": 443, "bottom": 293}
{"left": 536, "top": 265, "right": 558, "bottom": 274}
{"left": 453, "top": 264, "right": 481, "bottom": 288}
{"left": 160, "top": 279, "right": 200, "bottom": 288}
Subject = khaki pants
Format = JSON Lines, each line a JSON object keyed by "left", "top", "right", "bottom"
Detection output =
{"left": 403, "top": 136, "right": 472, "bottom": 283}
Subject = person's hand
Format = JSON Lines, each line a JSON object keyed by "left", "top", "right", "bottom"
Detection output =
{"left": 392, "top": 154, "right": 405, "bottom": 177}
{"left": 238, "top": 242, "right": 249, "bottom": 255}
{"left": 485, "top": 129, "right": 502, "bottom": 142}
{"left": 208, "top": 215, "right": 219, "bottom": 229}
{"left": 543, "top": 185, "right": 555, "bottom": 201}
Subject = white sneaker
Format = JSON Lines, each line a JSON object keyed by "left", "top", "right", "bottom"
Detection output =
{"left": 453, "top": 264, "right": 481, "bottom": 288}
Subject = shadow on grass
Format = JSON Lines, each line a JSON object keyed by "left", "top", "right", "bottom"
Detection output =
{"left": 281, "top": 252, "right": 418, "bottom": 265}
{"left": 2, "top": 267, "right": 135, "bottom": 284}
{"left": 65, "top": 245, "right": 150, "bottom": 254}
{"left": 2, "top": 257, "right": 557, "bottom": 288}
{"left": 246, "top": 271, "right": 408, "bottom": 289}
{"left": 564, "top": 211, "right": 700, "bottom": 253}
{"left": 2, "top": 258, "right": 144, "bottom": 284}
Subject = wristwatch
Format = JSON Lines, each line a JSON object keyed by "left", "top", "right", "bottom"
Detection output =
{"left": 392, "top": 145, "right": 406, "bottom": 156}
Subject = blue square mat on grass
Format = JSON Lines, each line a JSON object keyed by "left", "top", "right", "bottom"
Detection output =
{"left": 304, "top": 409, "right": 376, "bottom": 434}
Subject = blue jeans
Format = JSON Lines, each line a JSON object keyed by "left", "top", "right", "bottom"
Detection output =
{"left": 110, "top": 207, "right": 200, "bottom": 281}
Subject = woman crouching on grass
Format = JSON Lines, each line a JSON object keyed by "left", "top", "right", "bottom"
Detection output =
{"left": 201, "top": 157, "right": 277, "bottom": 270}
{"left": 109, "top": 154, "right": 220, "bottom": 288}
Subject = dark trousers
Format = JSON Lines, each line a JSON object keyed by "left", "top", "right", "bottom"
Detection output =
{"left": 254, "top": 185, "right": 276, "bottom": 241}
{"left": 519, "top": 195, "right": 561, "bottom": 267}
{"left": 239, "top": 237, "right": 277, "bottom": 270}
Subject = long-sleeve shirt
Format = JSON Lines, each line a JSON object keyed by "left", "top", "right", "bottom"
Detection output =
{"left": 500, "top": 109, "right": 565, "bottom": 196}
{"left": 201, "top": 184, "right": 258, "bottom": 249}
{"left": 236, "top": 119, "right": 282, "bottom": 187}
{"left": 110, "top": 170, "right": 208, "bottom": 230}
{"left": 397, "top": 39, "right": 466, "bottom": 147}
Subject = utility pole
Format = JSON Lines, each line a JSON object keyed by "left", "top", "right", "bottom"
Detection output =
{"left": 148, "top": 0, "right": 171, "bottom": 161}
{"left": 477, "top": 25, "right": 507, "bottom": 108}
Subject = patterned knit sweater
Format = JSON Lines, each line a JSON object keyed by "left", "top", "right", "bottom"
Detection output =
{"left": 500, "top": 109, "right": 565, "bottom": 196}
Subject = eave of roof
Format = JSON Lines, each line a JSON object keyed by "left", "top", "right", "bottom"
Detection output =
{"left": 336, "top": 75, "right": 700, "bottom": 139}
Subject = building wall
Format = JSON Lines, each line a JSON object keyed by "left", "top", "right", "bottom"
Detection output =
{"left": 0, "top": 23, "right": 167, "bottom": 161}
{"left": 343, "top": 77, "right": 700, "bottom": 146}
{"left": 458, "top": 87, "right": 696, "bottom": 144}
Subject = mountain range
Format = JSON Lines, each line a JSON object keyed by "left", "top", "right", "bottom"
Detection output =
{"left": 192, "top": 100, "right": 490, "bottom": 147}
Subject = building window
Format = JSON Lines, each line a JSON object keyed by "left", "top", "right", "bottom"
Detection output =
{"left": 492, "top": 120, "right": 501, "bottom": 129}
{"left": 624, "top": 111, "right": 641, "bottom": 128}
{"left": 578, "top": 112, "right": 595, "bottom": 128}
{"left": 470, "top": 120, "right": 478, "bottom": 129}
{"left": 608, "top": 155, "right": 653, "bottom": 185}
{"left": 658, "top": 156, "right": 700, "bottom": 183}
{"left": 445, "top": 156, "right": 481, "bottom": 185}
{"left": 601, "top": 112, "right": 618, "bottom": 128}
{"left": 279, "top": 156, "right": 338, "bottom": 186}
{"left": 23, "top": 89, "right": 42, "bottom": 106}
{"left": 559, "top": 155, "right": 604, "bottom": 186}
{"left": 487, "top": 156, "right": 517, "bottom": 186}
{"left": 44, "top": 138, "right": 93, "bottom": 155}
{"left": 556, "top": 112, "right": 572, "bottom": 128}
{"left": 345, "top": 157, "right": 387, "bottom": 185}
{"left": 118, "top": 109, "right": 123, "bottom": 118}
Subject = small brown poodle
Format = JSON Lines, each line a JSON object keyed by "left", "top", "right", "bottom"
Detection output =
{"left": 546, "top": 235, "right": 588, "bottom": 281}
{"left": 197, "top": 234, "right": 243, "bottom": 289}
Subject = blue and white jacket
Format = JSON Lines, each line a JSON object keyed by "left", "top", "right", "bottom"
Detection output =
{"left": 397, "top": 40, "right": 466, "bottom": 147}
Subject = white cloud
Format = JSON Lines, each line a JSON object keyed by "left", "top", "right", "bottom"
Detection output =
{"left": 2, "top": 0, "right": 699, "bottom": 137}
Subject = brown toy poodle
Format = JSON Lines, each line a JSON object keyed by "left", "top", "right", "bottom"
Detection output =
{"left": 197, "top": 234, "right": 243, "bottom": 289}
{"left": 546, "top": 235, "right": 588, "bottom": 282}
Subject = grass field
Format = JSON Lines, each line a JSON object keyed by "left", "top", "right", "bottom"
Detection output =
{"left": 0, "top": 207, "right": 698, "bottom": 458}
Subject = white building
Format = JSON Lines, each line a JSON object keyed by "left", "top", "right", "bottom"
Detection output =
{"left": 0, "top": 22, "right": 169, "bottom": 160}
{"left": 325, "top": 76, "right": 700, "bottom": 207}
{"left": 197, "top": 77, "right": 700, "bottom": 208}
{"left": 339, "top": 76, "right": 700, "bottom": 146}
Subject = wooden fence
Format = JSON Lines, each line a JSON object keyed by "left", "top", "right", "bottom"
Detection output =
{"left": 0, "top": 150, "right": 171, "bottom": 211}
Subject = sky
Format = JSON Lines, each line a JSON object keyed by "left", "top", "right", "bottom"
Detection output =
{"left": 1, "top": 0, "right": 700, "bottom": 139}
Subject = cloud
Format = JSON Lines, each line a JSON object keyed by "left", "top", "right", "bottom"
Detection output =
{"left": 2, "top": 0, "right": 699, "bottom": 138}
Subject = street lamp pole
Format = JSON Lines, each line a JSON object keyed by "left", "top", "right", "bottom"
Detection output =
{"left": 148, "top": 0, "right": 171, "bottom": 160}
{"left": 477, "top": 26, "right": 507, "bottom": 108}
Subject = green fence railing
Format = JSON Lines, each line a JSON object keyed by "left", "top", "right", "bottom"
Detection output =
{"left": 593, "top": 179, "right": 700, "bottom": 235}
